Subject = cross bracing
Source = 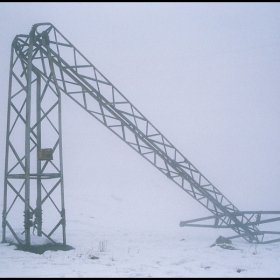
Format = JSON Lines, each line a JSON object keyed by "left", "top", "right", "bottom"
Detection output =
{"left": 2, "top": 23, "right": 280, "bottom": 247}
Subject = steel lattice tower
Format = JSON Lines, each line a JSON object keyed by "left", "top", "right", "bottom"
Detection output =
{"left": 2, "top": 25, "right": 66, "bottom": 246}
{"left": 2, "top": 23, "right": 280, "bottom": 247}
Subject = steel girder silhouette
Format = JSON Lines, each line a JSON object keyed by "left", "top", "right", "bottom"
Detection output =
{"left": 2, "top": 23, "right": 280, "bottom": 246}
{"left": 2, "top": 24, "right": 66, "bottom": 246}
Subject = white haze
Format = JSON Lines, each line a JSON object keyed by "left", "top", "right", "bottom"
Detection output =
{"left": 0, "top": 2, "right": 280, "bottom": 277}
{"left": 0, "top": 192, "right": 280, "bottom": 277}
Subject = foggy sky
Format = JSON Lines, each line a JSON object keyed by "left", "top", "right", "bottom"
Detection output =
{"left": 0, "top": 2, "right": 280, "bottom": 221}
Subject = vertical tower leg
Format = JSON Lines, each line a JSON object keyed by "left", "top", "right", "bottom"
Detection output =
{"left": 36, "top": 74, "right": 42, "bottom": 237}
{"left": 1, "top": 44, "right": 14, "bottom": 244}
{"left": 23, "top": 27, "right": 35, "bottom": 247}
{"left": 2, "top": 27, "right": 67, "bottom": 247}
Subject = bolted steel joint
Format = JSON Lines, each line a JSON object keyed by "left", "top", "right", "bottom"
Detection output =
{"left": 41, "top": 31, "right": 50, "bottom": 46}
{"left": 23, "top": 210, "right": 34, "bottom": 229}
{"left": 29, "top": 25, "right": 36, "bottom": 38}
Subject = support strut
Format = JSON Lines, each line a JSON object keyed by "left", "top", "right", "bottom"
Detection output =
{"left": 2, "top": 23, "right": 280, "bottom": 245}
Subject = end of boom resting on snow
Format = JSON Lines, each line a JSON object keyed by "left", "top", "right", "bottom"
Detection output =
{"left": 2, "top": 23, "right": 280, "bottom": 247}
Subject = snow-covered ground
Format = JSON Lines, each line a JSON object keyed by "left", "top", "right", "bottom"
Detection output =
{"left": 1, "top": 183, "right": 280, "bottom": 278}
{"left": 1, "top": 3, "right": 280, "bottom": 277}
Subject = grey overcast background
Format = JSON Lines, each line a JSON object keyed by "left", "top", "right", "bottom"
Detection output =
{"left": 0, "top": 2, "right": 280, "bottom": 224}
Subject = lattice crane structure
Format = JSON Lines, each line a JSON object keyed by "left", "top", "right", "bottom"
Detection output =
{"left": 2, "top": 23, "right": 280, "bottom": 247}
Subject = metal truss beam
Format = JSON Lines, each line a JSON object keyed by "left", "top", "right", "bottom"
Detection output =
{"left": 2, "top": 25, "right": 66, "bottom": 246}
{"left": 2, "top": 23, "right": 280, "bottom": 245}
{"left": 180, "top": 211, "right": 280, "bottom": 243}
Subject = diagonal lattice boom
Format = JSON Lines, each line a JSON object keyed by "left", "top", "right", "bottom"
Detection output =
{"left": 6, "top": 23, "right": 280, "bottom": 244}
